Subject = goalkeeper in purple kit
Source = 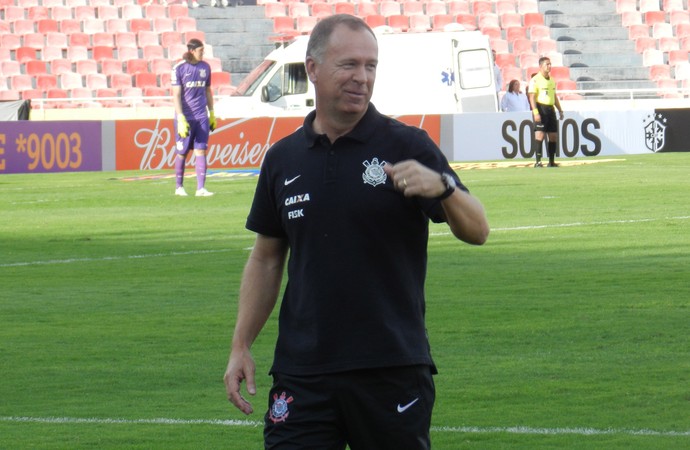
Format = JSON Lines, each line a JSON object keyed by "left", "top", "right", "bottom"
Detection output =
{"left": 171, "top": 38, "right": 217, "bottom": 197}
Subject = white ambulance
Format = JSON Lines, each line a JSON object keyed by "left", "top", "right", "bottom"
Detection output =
{"left": 215, "top": 29, "right": 498, "bottom": 117}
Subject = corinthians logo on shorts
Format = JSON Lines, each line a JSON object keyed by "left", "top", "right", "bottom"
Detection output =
{"left": 269, "top": 391, "right": 293, "bottom": 424}
{"left": 362, "top": 158, "right": 388, "bottom": 186}
{"left": 643, "top": 113, "right": 667, "bottom": 152}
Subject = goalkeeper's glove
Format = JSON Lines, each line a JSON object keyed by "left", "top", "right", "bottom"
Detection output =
{"left": 177, "top": 116, "right": 189, "bottom": 138}
{"left": 209, "top": 110, "right": 217, "bottom": 132}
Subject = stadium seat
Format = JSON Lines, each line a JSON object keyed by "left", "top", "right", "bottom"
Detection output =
{"left": 1, "top": 35, "right": 22, "bottom": 51}
{"left": 529, "top": 25, "right": 551, "bottom": 40}
{"left": 518, "top": 52, "right": 539, "bottom": 69}
{"left": 455, "top": 13, "right": 477, "bottom": 30}
{"left": 264, "top": 2, "right": 287, "bottom": 18}
{"left": 22, "top": 89, "right": 44, "bottom": 101}
{"left": 432, "top": 14, "right": 454, "bottom": 31}
{"left": 37, "top": 19, "right": 59, "bottom": 33}
{"left": 663, "top": 0, "right": 685, "bottom": 11}
{"left": 166, "top": 44, "right": 187, "bottom": 59}
{"left": 138, "top": 30, "right": 160, "bottom": 47}
{"left": 403, "top": 1, "right": 424, "bottom": 16}
{"left": 121, "top": 4, "right": 144, "bottom": 20}
{"left": 658, "top": 36, "right": 680, "bottom": 51}
{"left": 67, "top": 32, "right": 90, "bottom": 47}
{"left": 150, "top": 58, "right": 172, "bottom": 75}
{"left": 83, "top": 18, "right": 105, "bottom": 34}
{"left": 97, "top": 5, "right": 119, "bottom": 21}
{"left": 334, "top": 2, "right": 355, "bottom": 15}
{"left": 296, "top": 16, "right": 318, "bottom": 34}
{"left": 387, "top": 14, "right": 410, "bottom": 32}
{"left": 357, "top": 3, "right": 378, "bottom": 18}
{"left": 506, "top": 26, "right": 527, "bottom": 43}
{"left": 495, "top": 0, "right": 516, "bottom": 15}
{"left": 0, "top": 90, "right": 21, "bottom": 101}
{"left": 25, "top": 60, "right": 48, "bottom": 76}
{"left": 212, "top": 71, "right": 232, "bottom": 86}
{"left": 23, "top": 33, "right": 45, "bottom": 50}
{"left": 490, "top": 38, "right": 510, "bottom": 53}
{"left": 100, "top": 58, "right": 124, "bottom": 75}
{"left": 379, "top": 1, "right": 401, "bottom": 17}
{"left": 424, "top": 0, "right": 448, "bottom": 17}
{"left": 621, "top": 11, "right": 643, "bottom": 27}
{"left": 142, "top": 45, "right": 165, "bottom": 60}
{"left": 144, "top": 4, "right": 167, "bottom": 18}
{"left": 653, "top": 22, "right": 674, "bottom": 39}
{"left": 640, "top": 0, "right": 661, "bottom": 13}
{"left": 28, "top": 6, "right": 50, "bottom": 21}
{"left": 159, "top": 71, "right": 171, "bottom": 88}
{"left": 205, "top": 57, "right": 222, "bottom": 72}
{"left": 93, "top": 32, "right": 115, "bottom": 47}
{"left": 674, "top": 61, "right": 690, "bottom": 79}
{"left": 117, "top": 46, "right": 140, "bottom": 61}
{"left": 59, "top": 72, "right": 83, "bottom": 89}
{"left": 670, "top": 10, "right": 690, "bottom": 26}
{"left": 556, "top": 79, "right": 577, "bottom": 91}
{"left": 175, "top": 17, "right": 197, "bottom": 33}
{"left": 10, "top": 75, "right": 34, "bottom": 91}
{"left": 86, "top": 73, "right": 108, "bottom": 90}
{"left": 134, "top": 72, "right": 157, "bottom": 88}
{"left": 512, "top": 38, "right": 533, "bottom": 54}
{"left": 518, "top": 0, "right": 538, "bottom": 14}
{"left": 91, "top": 46, "right": 114, "bottom": 63}
{"left": 15, "top": 47, "right": 38, "bottom": 63}
{"left": 74, "top": 5, "right": 96, "bottom": 20}
{"left": 480, "top": 26, "right": 502, "bottom": 40}
{"left": 183, "top": 30, "right": 206, "bottom": 43}
{"left": 287, "top": 1, "right": 309, "bottom": 18}
{"left": 49, "top": 59, "right": 73, "bottom": 76}
{"left": 310, "top": 2, "right": 332, "bottom": 18}
{"left": 76, "top": 59, "right": 99, "bottom": 76}
{"left": 649, "top": 63, "right": 672, "bottom": 79}
{"left": 635, "top": 36, "right": 657, "bottom": 53}
{"left": 411, "top": 14, "right": 432, "bottom": 32}
{"left": 535, "top": 39, "right": 558, "bottom": 55}
{"left": 46, "top": 31, "right": 68, "bottom": 49}
{"left": 96, "top": 88, "right": 121, "bottom": 107}
{"left": 35, "top": 73, "right": 58, "bottom": 91}
{"left": 3, "top": 6, "right": 26, "bottom": 22}
{"left": 116, "top": 32, "right": 138, "bottom": 48}
{"left": 106, "top": 19, "right": 129, "bottom": 35}
{"left": 495, "top": 52, "right": 516, "bottom": 68}
{"left": 126, "top": 59, "right": 149, "bottom": 74}
{"left": 615, "top": 0, "right": 636, "bottom": 13}
{"left": 67, "top": 46, "right": 89, "bottom": 61}
{"left": 130, "top": 18, "right": 151, "bottom": 33}
{"left": 668, "top": 49, "right": 689, "bottom": 65}
{"left": 167, "top": 4, "right": 189, "bottom": 19}
{"left": 1, "top": 61, "right": 22, "bottom": 77}
{"left": 153, "top": 18, "right": 175, "bottom": 33}
{"left": 161, "top": 31, "right": 182, "bottom": 48}
{"left": 478, "top": 13, "right": 499, "bottom": 29}
{"left": 365, "top": 14, "right": 387, "bottom": 29}
{"left": 523, "top": 13, "right": 544, "bottom": 28}
{"left": 628, "top": 24, "right": 650, "bottom": 39}
{"left": 109, "top": 72, "right": 133, "bottom": 89}
{"left": 448, "top": 1, "right": 470, "bottom": 15}
{"left": 500, "top": 13, "right": 522, "bottom": 30}
{"left": 549, "top": 65, "right": 570, "bottom": 81}
{"left": 644, "top": 11, "right": 666, "bottom": 26}
{"left": 471, "top": 1, "right": 492, "bottom": 15}
{"left": 59, "top": 19, "right": 82, "bottom": 35}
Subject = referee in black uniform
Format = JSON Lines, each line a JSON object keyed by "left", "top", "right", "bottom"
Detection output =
{"left": 224, "top": 14, "right": 489, "bottom": 449}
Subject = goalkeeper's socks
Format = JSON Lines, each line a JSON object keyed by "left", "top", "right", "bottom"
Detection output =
{"left": 175, "top": 155, "right": 185, "bottom": 188}
{"left": 195, "top": 154, "right": 207, "bottom": 190}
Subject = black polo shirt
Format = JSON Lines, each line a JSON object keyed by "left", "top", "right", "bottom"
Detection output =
{"left": 247, "top": 104, "right": 468, "bottom": 376}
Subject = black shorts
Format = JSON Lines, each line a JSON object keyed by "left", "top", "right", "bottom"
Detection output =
{"left": 264, "top": 366, "right": 435, "bottom": 450}
{"left": 535, "top": 104, "right": 559, "bottom": 133}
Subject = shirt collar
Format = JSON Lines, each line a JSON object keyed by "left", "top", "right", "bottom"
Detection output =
{"left": 303, "top": 103, "right": 383, "bottom": 148}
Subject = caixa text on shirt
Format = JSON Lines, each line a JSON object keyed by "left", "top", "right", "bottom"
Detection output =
{"left": 286, "top": 193, "right": 310, "bottom": 220}
{"left": 501, "top": 117, "right": 602, "bottom": 159}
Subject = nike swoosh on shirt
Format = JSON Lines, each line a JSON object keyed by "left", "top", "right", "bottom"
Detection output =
{"left": 284, "top": 175, "right": 301, "bottom": 186}
{"left": 397, "top": 398, "right": 419, "bottom": 413}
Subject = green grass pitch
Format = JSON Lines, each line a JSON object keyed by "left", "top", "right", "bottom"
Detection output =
{"left": 1, "top": 153, "right": 689, "bottom": 449}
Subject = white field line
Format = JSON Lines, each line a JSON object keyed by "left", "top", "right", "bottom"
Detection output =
{"left": 1, "top": 416, "right": 688, "bottom": 437}
{"left": 431, "top": 215, "right": 690, "bottom": 236}
{"left": 3, "top": 216, "right": 689, "bottom": 269}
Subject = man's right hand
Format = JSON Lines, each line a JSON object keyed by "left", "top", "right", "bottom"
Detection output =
{"left": 178, "top": 116, "right": 190, "bottom": 138}
{"left": 224, "top": 348, "right": 257, "bottom": 415}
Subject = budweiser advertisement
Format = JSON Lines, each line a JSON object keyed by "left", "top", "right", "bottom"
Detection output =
{"left": 115, "top": 115, "right": 441, "bottom": 171}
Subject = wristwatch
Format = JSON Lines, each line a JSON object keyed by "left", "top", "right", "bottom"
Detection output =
{"left": 436, "top": 173, "right": 457, "bottom": 200}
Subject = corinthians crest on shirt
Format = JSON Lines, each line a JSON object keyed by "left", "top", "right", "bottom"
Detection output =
{"left": 269, "top": 391, "right": 294, "bottom": 424}
{"left": 362, "top": 157, "right": 388, "bottom": 186}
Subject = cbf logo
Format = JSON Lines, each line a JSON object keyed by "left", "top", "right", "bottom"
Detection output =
{"left": 643, "top": 113, "right": 668, "bottom": 152}
{"left": 269, "top": 392, "right": 293, "bottom": 424}
{"left": 362, "top": 158, "right": 387, "bottom": 186}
